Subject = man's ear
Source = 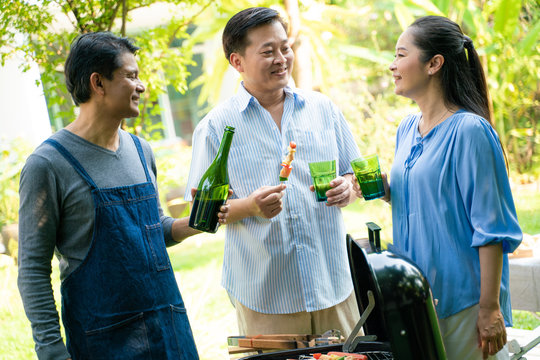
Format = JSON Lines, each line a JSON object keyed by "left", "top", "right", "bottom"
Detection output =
{"left": 428, "top": 54, "right": 444, "bottom": 76}
{"left": 229, "top": 53, "right": 244, "bottom": 73}
{"left": 89, "top": 72, "right": 105, "bottom": 96}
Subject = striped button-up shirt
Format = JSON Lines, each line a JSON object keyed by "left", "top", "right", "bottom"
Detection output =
{"left": 185, "top": 84, "right": 361, "bottom": 313}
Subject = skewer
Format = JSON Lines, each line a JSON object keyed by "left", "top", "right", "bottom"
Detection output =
{"left": 279, "top": 141, "right": 297, "bottom": 182}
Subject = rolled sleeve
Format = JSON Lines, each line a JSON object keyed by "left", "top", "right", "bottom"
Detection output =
{"left": 455, "top": 118, "right": 522, "bottom": 252}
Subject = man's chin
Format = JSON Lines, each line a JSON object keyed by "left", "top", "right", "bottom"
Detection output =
{"left": 270, "top": 77, "right": 290, "bottom": 90}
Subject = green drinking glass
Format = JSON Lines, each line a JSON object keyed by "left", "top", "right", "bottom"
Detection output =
{"left": 308, "top": 160, "right": 336, "bottom": 202}
{"left": 351, "top": 155, "right": 385, "bottom": 201}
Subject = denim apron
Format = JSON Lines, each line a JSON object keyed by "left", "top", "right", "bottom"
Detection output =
{"left": 45, "top": 135, "right": 199, "bottom": 360}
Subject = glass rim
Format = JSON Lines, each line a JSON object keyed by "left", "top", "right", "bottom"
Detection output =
{"left": 308, "top": 159, "right": 336, "bottom": 173}
{"left": 351, "top": 154, "right": 379, "bottom": 163}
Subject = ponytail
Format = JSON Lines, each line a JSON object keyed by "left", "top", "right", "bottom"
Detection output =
{"left": 462, "top": 36, "right": 491, "bottom": 125}
{"left": 409, "top": 16, "right": 507, "bottom": 168}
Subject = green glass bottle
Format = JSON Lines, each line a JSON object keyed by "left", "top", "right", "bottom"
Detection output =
{"left": 189, "top": 126, "right": 235, "bottom": 233}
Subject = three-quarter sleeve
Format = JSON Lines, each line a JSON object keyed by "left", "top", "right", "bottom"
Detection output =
{"left": 455, "top": 117, "right": 522, "bottom": 253}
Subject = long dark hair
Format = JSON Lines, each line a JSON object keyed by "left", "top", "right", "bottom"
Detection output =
{"left": 409, "top": 16, "right": 508, "bottom": 167}
{"left": 409, "top": 16, "right": 492, "bottom": 125}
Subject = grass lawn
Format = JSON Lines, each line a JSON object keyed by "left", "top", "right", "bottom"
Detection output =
{"left": 513, "top": 183, "right": 540, "bottom": 235}
{"left": 0, "top": 184, "right": 538, "bottom": 359}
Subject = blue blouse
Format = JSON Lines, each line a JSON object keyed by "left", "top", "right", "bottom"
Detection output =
{"left": 390, "top": 110, "right": 522, "bottom": 325}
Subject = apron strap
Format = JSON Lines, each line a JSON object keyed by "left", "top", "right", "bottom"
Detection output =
{"left": 45, "top": 139, "right": 98, "bottom": 190}
{"left": 129, "top": 133, "right": 152, "bottom": 183}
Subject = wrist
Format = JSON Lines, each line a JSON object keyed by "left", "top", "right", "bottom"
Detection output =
{"left": 246, "top": 196, "right": 259, "bottom": 217}
{"left": 479, "top": 300, "right": 500, "bottom": 311}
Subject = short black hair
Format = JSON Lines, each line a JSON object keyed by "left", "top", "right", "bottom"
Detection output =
{"left": 64, "top": 32, "right": 139, "bottom": 106}
{"left": 222, "top": 7, "right": 288, "bottom": 62}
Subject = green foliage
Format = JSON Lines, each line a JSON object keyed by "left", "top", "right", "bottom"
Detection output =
{"left": 2, "top": 0, "right": 537, "bottom": 172}
{"left": 511, "top": 310, "right": 540, "bottom": 331}
{"left": 513, "top": 183, "right": 540, "bottom": 235}
{"left": 0, "top": 138, "right": 33, "bottom": 231}
{"left": 0, "top": 258, "right": 65, "bottom": 360}
{"left": 152, "top": 139, "right": 194, "bottom": 216}
{"left": 190, "top": 0, "right": 372, "bottom": 107}
{"left": 387, "top": 0, "right": 540, "bottom": 175}
{"left": 0, "top": 0, "right": 210, "bottom": 140}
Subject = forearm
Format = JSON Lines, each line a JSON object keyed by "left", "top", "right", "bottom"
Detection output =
{"left": 170, "top": 217, "right": 201, "bottom": 243}
{"left": 224, "top": 197, "right": 255, "bottom": 224}
{"left": 478, "top": 243, "right": 503, "bottom": 310}
{"left": 18, "top": 258, "right": 70, "bottom": 359}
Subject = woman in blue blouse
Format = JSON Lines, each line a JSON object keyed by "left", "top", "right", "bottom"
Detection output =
{"left": 360, "top": 16, "right": 522, "bottom": 359}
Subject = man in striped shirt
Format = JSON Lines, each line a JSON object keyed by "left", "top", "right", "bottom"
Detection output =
{"left": 185, "top": 7, "right": 361, "bottom": 337}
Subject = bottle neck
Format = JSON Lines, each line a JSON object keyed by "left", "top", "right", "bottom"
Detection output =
{"left": 214, "top": 130, "right": 233, "bottom": 166}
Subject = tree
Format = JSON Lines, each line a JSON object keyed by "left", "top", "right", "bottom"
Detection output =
{"left": 0, "top": 0, "right": 215, "bottom": 138}
{"left": 390, "top": 0, "right": 540, "bottom": 175}
{"left": 1, "top": 0, "right": 538, "bottom": 174}
{"left": 190, "top": 0, "right": 392, "bottom": 108}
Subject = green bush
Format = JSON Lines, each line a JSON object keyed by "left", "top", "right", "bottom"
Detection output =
{"left": 152, "top": 138, "right": 194, "bottom": 218}
{"left": 0, "top": 138, "right": 33, "bottom": 233}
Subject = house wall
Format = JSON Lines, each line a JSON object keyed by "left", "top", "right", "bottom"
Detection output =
{"left": 0, "top": 53, "right": 51, "bottom": 145}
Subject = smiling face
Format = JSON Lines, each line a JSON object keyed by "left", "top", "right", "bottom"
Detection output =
{"left": 101, "top": 52, "right": 145, "bottom": 119}
{"left": 389, "top": 28, "right": 431, "bottom": 100}
{"left": 230, "top": 21, "right": 294, "bottom": 97}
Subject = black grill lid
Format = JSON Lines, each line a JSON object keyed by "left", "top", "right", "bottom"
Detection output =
{"left": 346, "top": 223, "right": 447, "bottom": 360}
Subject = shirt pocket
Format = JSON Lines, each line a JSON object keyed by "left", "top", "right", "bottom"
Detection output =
{"left": 145, "top": 223, "right": 171, "bottom": 272}
{"left": 297, "top": 129, "right": 338, "bottom": 163}
{"left": 228, "top": 144, "right": 280, "bottom": 198}
{"left": 85, "top": 313, "right": 152, "bottom": 359}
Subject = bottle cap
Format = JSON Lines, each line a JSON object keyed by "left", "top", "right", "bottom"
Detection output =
{"left": 225, "top": 125, "right": 235, "bottom": 132}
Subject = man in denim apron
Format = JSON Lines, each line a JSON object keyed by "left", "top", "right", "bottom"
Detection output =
{"left": 18, "top": 32, "right": 229, "bottom": 360}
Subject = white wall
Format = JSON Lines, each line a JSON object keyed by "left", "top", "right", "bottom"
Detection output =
{"left": 0, "top": 53, "right": 52, "bottom": 145}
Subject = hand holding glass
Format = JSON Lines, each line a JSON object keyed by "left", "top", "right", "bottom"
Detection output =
{"left": 309, "top": 160, "right": 336, "bottom": 202}
{"left": 351, "top": 155, "right": 385, "bottom": 200}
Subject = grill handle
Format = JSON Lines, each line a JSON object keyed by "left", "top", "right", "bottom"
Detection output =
{"left": 343, "top": 290, "right": 378, "bottom": 353}
{"left": 366, "top": 222, "right": 381, "bottom": 253}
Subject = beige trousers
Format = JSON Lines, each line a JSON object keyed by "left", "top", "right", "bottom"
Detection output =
{"left": 234, "top": 292, "right": 361, "bottom": 338}
{"left": 438, "top": 304, "right": 509, "bottom": 360}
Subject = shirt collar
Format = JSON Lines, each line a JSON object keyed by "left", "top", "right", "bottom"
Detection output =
{"left": 236, "top": 82, "right": 306, "bottom": 112}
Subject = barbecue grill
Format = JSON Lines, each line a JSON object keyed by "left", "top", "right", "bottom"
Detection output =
{"left": 239, "top": 222, "right": 447, "bottom": 360}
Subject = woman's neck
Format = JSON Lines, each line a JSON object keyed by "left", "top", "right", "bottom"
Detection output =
{"left": 415, "top": 88, "right": 458, "bottom": 137}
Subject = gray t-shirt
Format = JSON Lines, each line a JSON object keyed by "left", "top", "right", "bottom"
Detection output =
{"left": 17, "top": 129, "right": 175, "bottom": 360}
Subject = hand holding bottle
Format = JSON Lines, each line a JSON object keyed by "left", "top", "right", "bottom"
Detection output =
{"left": 190, "top": 188, "right": 232, "bottom": 225}
{"left": 189, "top": 126, "right": 235, "bottom": 233}
{"left": 248, "top": 184, "right": 286, "bottom": 219}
